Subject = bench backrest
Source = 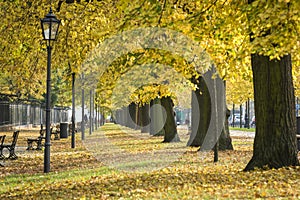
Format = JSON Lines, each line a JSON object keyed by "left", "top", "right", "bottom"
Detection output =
{"left": 11, "top": 131, "right": 19, "bottom": 147}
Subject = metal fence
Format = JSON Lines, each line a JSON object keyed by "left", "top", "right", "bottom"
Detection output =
{"left": 0, "top": 101, "right": 69, "bottom": 129}
{"left": 0, "top": 101, "right": 10, "bottom": 126}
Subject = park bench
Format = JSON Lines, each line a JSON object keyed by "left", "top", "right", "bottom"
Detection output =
{"left": 52, "top": 124, "right": 60, "bottom": 140}
{"left": 0, "top": 135, "right": 6, "bottom": 160}
{"left": 68, "top": 123, "right": 77, "bottom": 136}
{"left": 27, "top": 125, "right": 60, "bottom": 150}
{"left": 27, "top": 127, "right": 57, "bottom": 150}
{"left": 0, "top": 130, "right": 19, "bottom": 159}
{"left": 27, "top": 128, "right": 48, "bottom": 150}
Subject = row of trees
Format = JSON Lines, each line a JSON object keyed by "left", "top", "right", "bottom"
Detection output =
{"left": 1, "top": 0, "right": 300, "bottom": 170}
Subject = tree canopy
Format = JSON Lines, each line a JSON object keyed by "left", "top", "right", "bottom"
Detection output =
{"left": 0, "top": 0, "right": 299, "bottom": 106}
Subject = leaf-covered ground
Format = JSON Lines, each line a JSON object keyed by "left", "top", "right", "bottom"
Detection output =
{"left": 1, "top": 123, "right": 299, "bottom": 199}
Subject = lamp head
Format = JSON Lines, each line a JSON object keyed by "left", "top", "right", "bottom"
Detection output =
{"left": 41, "top": 7, "right": 60, "bottom": 41}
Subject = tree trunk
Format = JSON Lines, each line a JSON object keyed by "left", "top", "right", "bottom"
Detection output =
{"left": 140, "top": 103, "right": 150, "bottom": 133}
{"left": 115, "top": 109, "right": 121, "bottom": 124}
{"left": 187, "top": 76, "right": 211, "bottom": 147}
{"left": 219, "top": 108, "right": 234, "bottom": 150}
{"left": 116, "top": 107, "right": 130, "bottom": 126}
{"left": 128, "top": 102, "right": 137, "bottom": 129}
{"left": 161, "top": 96, "right": 180, "bottom": 142}
{"left": 187, "top": 73, "right": 233, "bottom": 151}
{"left": 123, "top": 107, "right": 127, "bottom": 126}
{"left": 135, "top": 105, "right": 141, "bottom": 130}
{"left": 150, "top": 98, "right": 165, "bottom": 136}
{"left": 244, "top": 54, "right": 299, "bottom": 171}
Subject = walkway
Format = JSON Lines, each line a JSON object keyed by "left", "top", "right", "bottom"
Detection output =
{"left": 230, "top": 130, "right": 255, "bottom": 138}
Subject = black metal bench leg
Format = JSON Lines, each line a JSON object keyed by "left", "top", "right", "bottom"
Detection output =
{"left": 54, "top": 133, "right": 59, "bottom": 140}
{"left": 27, "top": 140, "right": 34, "bottom": 150}
{"left": 8, "top": 148, "right": 17, "bottom": 160}
{"left": 0, "top": 150, "right": 5, "bottom": 160}
{"left": 36, "top": 140, "right": 43, "bottom": 150}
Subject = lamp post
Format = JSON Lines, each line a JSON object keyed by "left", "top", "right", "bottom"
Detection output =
{"left": 41, "top": 7, "right": 60, "bottom": 173}
{"left": 71, "top": 72, "right": 75, "bottom": 148}
{"left": 81, "top": 73, "right": 85, "bottom": 140}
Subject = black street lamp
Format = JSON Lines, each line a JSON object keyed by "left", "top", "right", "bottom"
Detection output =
{"left": 41, "top": 7, "right": 60, "bottom": 173}
{"left": 71, "top": 72, "right": 75, "bottom": 148}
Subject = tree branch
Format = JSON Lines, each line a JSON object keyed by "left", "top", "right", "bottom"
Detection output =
{"left": 158, "top": 0, "right": 167, "bottom": 26}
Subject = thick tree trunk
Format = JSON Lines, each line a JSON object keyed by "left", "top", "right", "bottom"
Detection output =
{"left": 135, "top": 105, "right": 141, "bottom": 130}
{"left": 123, "top": 106, "right": 128, "bottom": 128}
{"left": 219, "top": 108, "right": 234, "bottom": 150}
{"left": 187, "top": 74, "right": 233, "bottom": 151}
{"left": 121, "top": 107, "right": 127, "bottom": 126}
{"left": 161, "top": 96, "right": 180, "bottom": 142}
{"left": 244, "top": 54, "right": 299, "bottom": 171}
{"left": 150, "top": 98, "right": 165, "bottom": 136}
{"left": 140, "top": 103, "right": 150, "bottom": 133}
{"left": 187, "top": 77, "right": 211, "bottom": 147}
{"left": 115, "top": 109, "right": 121, "bottom": 124}
{"left": 128, "top": 102, "right": 137, "bottom": 129}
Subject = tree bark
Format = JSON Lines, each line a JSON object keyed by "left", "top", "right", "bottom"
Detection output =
{"left": 115, "top": 109, "right": 121, "bottom": 124}
{"left": 140, "top": 103, "right": 150, "bottom": 133}
{"left": 219, "top": 108, "right": 234, "bottom": 150}
{"left": 187, "top": 76, "right": 211, "bottom": 147}
{"left": 187, "top": 74, "right": 233, "bottom": 151}
{"left": 161, "top": 96, "right": 180, "bottom": 142}
{"left": 150, "top": 98, "right": 165, "bottom": 136}
{"left": 244, "top": 54, "right": 299, "bottom": 171}
{"left": 128, "top": 102, "right": 137, "bottom": 129}
{"left": 121, "top": 107, "right": 127, "bottom": 126}
{"left": 135, "top": 105, "right": 141, "bottom": 130}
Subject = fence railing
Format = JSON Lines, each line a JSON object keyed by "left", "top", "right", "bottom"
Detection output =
{"left": 0, "top": 101, "right": 69, "bottom": 129}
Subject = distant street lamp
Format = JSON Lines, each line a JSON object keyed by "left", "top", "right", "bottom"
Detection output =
{"left": 41, "top": 7, "right": 60, "bottom": 173}
{"left": 71, "top": 72, "right": 75, "bottom": 148}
